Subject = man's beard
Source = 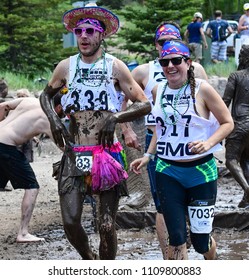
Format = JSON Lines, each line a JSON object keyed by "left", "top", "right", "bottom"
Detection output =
{"left": 79, "top": 40, "right": 102, "bottom": 57}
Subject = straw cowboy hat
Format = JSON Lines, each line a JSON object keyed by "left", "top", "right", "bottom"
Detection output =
{"left": 63, "top": 3, "right": 119, "bottom": 37}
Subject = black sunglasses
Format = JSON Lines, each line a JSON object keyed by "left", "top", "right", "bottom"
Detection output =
{"left": 159, "top": 57, "right": 187, "bottom": 67}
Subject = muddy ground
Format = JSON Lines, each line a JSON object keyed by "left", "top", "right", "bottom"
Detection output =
{"left": 0, "top": 140, "right": 249, "bottom": 260}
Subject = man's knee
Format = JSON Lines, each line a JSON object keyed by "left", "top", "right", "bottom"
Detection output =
{"left": 25, "top": 188, "right": 39, "bottom": 197}
{"left": 99, "top": 213, "right": 115, "bottom": 234}
{"left": 61, "top": 206, "right": 82, "bottom": 231}
{"left": 225, "top": 158, "right": 239, "bottom": 170}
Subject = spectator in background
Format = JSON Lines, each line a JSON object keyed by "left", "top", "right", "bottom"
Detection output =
{"left": 206, "top": 10, "right": 233, "bottom": 63}
{"left": 16, "top": 88, "right": 31, "bottom": 98}
{"left": 0, "top": 78, "right": 8, "bottom": 99}
{"left": 238, "top": 3, "right": 249, "bottom": 45}
{"left": 184, "top": 12, "right": 208, "bottom": 63}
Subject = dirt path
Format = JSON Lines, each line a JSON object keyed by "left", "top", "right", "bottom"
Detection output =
{"left": 0, "top": 141, "right": 248, "bottom": 260}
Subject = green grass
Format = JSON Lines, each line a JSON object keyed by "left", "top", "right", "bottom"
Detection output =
{"left": 0, "top": 71, "right": 51, "bottom": 93}
{"left": 205, "top": 57, "right": 237, "bottom": 78}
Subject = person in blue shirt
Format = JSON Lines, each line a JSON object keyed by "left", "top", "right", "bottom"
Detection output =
{"left": 184, "top": 12, "right": 208, "bottom": 63}
{"left": 206, "top": 10, "right": 233, "bottom": 63}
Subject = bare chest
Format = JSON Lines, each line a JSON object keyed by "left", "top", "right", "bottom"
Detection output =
{"left": 69, "top": 110, "right": 116, "bottom": 145}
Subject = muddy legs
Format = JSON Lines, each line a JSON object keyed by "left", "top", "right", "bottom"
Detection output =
{"left": 167, "top": 243, "right": 188, "bottom": 260}
{"left": 226, "top": 159, "right": 249, "bottom": 208}
{"left": 60, "top": 189, "right": 96, "bottom": 260}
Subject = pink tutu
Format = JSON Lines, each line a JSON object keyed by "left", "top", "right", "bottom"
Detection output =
{"left": 72, "top": 142, "right": 128, "bottom": 192}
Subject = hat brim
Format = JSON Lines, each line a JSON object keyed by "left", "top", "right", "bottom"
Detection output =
{"left": 63, "top": 6, "right": 119, "bottom": 37}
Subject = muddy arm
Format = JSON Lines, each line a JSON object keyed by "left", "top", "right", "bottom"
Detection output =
{"left": 98, "top": 100, "right": 151, "bottom": 147}
{"left": 39, "top": 84, "right": 72, "bottom": 147}
{"left": 223, "top": 73, "right": 236, "bottom": 107}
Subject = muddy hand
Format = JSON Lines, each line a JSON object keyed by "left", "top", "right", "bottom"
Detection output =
{"left": 124, "top": 130, "right": 141, "bottom": 151}
{"left": 98, "top": 114, "right": 117, "bottom": 148}
{"left": 50, "top": 117, "right": 73, "bottom": 147}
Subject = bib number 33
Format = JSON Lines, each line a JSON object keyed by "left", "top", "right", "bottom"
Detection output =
{"left": 75, "top": 151, "right": 93, "bottom": 172}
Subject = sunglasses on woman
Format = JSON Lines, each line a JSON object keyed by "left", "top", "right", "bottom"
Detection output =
{"left": 73, "top": 26, "right": 103, "bottom": 37}
{"left": 159, "top": 56, "right": 187, "bottom": 67}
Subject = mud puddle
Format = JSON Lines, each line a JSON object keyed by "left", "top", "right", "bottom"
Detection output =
{"left": 2, "top": 221, "right": 248, "bottom": 260}
{"left": 1, "top": 150, "right": 249, "bottom": 260}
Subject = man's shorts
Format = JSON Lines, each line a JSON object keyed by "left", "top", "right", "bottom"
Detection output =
{"left": 0, "top": 143, "right": 39, "bottom": 190}
{"left": 189, "top": 42, "right": 202, "bottom": 60}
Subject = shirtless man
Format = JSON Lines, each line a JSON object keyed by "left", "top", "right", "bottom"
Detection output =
{"left": 0, "top": 95, "right": 63, "bottom": 242}
{"left": 130, "top": 21, "right": 209, "bottom": 259}
{"left": 39, "top": 3, "right": 150, "bottom": 260}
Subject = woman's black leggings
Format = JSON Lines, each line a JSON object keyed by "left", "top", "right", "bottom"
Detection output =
{"left": 156, "top": 171, "right": 217, "bottom": 254}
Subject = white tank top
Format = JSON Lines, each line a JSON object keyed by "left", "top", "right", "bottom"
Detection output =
{"left": 144, "top": 59, "right": 166, "bottom": 126}
{"left": 152, "top": 79, "right": 222, "bottom": 160}
{"left": 61, "top": 53, "right": 124, "bottom": 114}
{"left": 240, "top": 15, "right": 249, "bottom": 37}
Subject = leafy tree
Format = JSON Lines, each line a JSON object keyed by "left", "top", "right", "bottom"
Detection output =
{"left": 97, "top": 0, "right": 124, "bottom": 9}
{"left": 203, "top": 0, "right": 243, "bottom": 20}
{"left": 0, "top": 0, "right": 73, "bottom": 78}
{"left": 117, "top": 0, "right": 204, "bottom": 62}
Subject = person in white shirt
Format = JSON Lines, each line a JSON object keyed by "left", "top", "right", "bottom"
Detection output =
{"left": 238, "top": 3, "right": 249, "bottom": 45}
{"left": 130, "top": 21, "right": 208, "bottom": 259}
{"left": 130, "top": 40, "right": 233, "bottom": 260}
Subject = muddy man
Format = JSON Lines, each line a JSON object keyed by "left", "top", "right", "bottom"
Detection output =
{"left": 223, "top": 44, "right": 249, "bottom": 208}
{"left": 39, "top": 3, "right": 150, "bottom": 260}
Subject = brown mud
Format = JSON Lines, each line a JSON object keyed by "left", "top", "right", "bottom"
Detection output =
{"left": 0, "top": 141, "right": 249, "bottom": 260}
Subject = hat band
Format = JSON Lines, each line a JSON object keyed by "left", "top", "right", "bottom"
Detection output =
{"left": 156, "top": 24, "right": 182, "bottom": 41}
{"left": 76, "top": 18, "right": 104, "bottom": 32}
{"left": 161, "top": 41, "right": 190, "bottom": 58}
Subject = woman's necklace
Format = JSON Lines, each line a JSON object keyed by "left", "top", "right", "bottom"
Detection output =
{"left": 160, "top": 81, "right": 189, "bottom": 125}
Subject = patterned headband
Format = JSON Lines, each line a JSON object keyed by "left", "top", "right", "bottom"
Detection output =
{"left": 155, "top": 24, "right": 182, "bottom": 41}
{"left": 161, "top": 40, "right": 190, "bottom": 58}
{"left": 76, "top": 18, "right": 104, "bottom": 32}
